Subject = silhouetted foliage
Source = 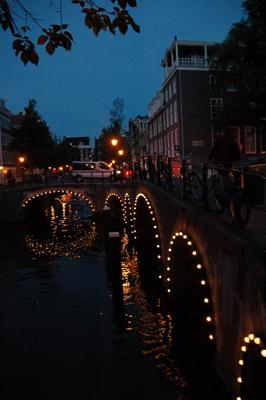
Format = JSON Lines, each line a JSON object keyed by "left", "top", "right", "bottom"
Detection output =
{"left": 0, "top": 0, "right": 140, "bottom": 65}
{"left": 110, "top": 97, "right": 125, "bottom": 134}
{"left": 210, "top": 0, "right": 266, "bottom": 126}
{"left": 11, "top": 99, "right": 56, "bottom": 168}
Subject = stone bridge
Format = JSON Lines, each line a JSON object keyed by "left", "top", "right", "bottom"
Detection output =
{"left": 0, "top": 180, "right": 265, "bottom": 398}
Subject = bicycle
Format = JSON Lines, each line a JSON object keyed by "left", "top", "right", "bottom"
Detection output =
{"left": 182, "top": 160, "right": 204, "bottom": 201}
{"left": 208, "top": 165, "right": 250, "bottom": 228}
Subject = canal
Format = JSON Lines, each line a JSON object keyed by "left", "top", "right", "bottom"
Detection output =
{"left": 0, "top": 196, "right": 231, "bottom": 400}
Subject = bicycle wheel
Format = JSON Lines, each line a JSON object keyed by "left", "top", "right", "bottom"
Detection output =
{"left": 190, "top": 172, "right": 204, "bottom": 201}
{"left": 213, "top": 176, "right": 227, "bottom": 213}
{"left": 229, "top": 192, "right": 250, "bottom": 228}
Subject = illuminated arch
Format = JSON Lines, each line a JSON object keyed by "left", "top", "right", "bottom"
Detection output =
{"left": 104, "top": 192, "right": 123, "bottom": 209}
{"left": 236, "top": 333, "right": 266, "bottom": 400}
{"left": 123, "top": 192, "right": 133, "bottom": 232}
{"left": 165, "top": 231, "right": 215, "bottom": 344}
{"left": 21, "top": 189, "right": 95, "bottom": 213}
{"left": 133, "top": 193, "right": 162, "bottom": 263}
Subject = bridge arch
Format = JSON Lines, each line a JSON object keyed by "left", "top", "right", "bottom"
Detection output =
{"left": 20, "top": 188, "right": 95, "bottom": 213}
{"left": 165, "top": 230, "right": 216, "bottom": 356}
{"left": 133, "top": 193, "right": 163, "bottom": 283}
{"left": 236, "top": 333, "right": 266, "bottom": 399}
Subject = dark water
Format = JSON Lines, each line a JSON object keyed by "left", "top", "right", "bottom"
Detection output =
{"left": 0, "top": 199, "right": 231, "bottom": 400}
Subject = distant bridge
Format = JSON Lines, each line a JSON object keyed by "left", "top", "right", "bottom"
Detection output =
{"left": 0, "top": 180, "right": 265, "bottom": 398}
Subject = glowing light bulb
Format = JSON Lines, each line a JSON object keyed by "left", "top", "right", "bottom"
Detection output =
{"left": 206, "top": 316, "right": 212, "bottom": 322}
{"left": 244, "top": 337, "right": 250, "bottom": 343}
{"left": 167, "top": 289, "right": 171, "bottom": 293}
{"left": 204, "top": 298, "right": 209, "bottom": 303}
{"left": 248, "top": 333, "right": 255, "bottom": 340}
{"left": 167, "top": 257, "right": 171, "bottom": 261}
{"left": 209, "top": 334, "right": 214, "bottom": 340}
{"left": 241, "top": 346, "right": 247, "bottom": 352}
{"left": 261, "top": 349, "right": 266, "bottom": 357}
{"left": 237, "top": 377, "right": 242, "bottom": 383}
{"left": 192, "top": 251, "right": 197, "bottom": 256}
{"left": 196, "top": 264, "right": 202, "bottom": 269}
{"left": 201, "top": 280, "right": 206, "bottom": 285}
{"left": 238, "top": 360, "right": 244, "bottom": 366}
{"left": 187, "top": 241, "right": 192, "bottom": 246}
{"left": 254, "top": 337, "right": 261, "bottom": 345}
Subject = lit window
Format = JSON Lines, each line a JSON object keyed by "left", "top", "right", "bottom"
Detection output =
{"left": 210, "top": 98, "right": 223, "bottom": 119}
{"left": 245, "top": 127, "right": 256, "bottom": 154}
{"left": 260, "top": 127, "right": 266, "bottom": 153}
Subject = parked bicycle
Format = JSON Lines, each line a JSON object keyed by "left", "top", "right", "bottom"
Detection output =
{"left": 182, "top": 159, "right": 204, "bottom": 201}
{"left": 207, "top": 164, "right": 250, "bottom": 228}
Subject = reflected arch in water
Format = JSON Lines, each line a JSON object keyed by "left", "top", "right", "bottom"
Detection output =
{"left": 237, "top": 333, "right": 266, "bottom": 400}
{"left": 133, "top": 193, "right": 163, "bottom": 286}
{"left": 20, "top": 189, "right": 95, "bottom": 220}
{"left": 164, "top": 231, "right": 216, "bottom": 356}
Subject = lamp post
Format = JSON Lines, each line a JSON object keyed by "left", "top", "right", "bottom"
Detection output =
{"left": 18, "top": 155, "right": 26, "bottom": 183}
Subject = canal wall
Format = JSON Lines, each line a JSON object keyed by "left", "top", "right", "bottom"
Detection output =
{"left": 128, "top": 182, "right": 266, "bottom": 397}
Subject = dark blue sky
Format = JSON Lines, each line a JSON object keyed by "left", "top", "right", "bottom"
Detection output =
{"left": 0, "top": 0, "right": 244, "bottom": 141}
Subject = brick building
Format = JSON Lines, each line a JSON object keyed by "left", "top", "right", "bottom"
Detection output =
{"left": 148, "top": 38, "right": 215, "bottom": 164}
{"left": 0, "top": 99, "right": 16, "bottom": 184}
{"left": 128, "top": 115, "right": 149, "bottom": 166}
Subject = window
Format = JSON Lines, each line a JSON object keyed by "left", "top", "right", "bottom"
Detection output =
{"left": 245, "top": 127, "right": 256, "bottom": 154}
{"left": 210, "top": 98, "right": 223, "bottom": 119}
{"left": 165, "top": 87, "right": 168, "bottom": 102}
{"left": 169, "top": 83, "right": 172, "bottom": 99}
{"left": 229, "top": 127, "right": 240, "bottom": 146}
{"left": 260, "top": 127, "right": 266, "bottom": 153}
{"left": 166, "top": 107, "right": 169, "bottom": 128}
{"left": 172, "top": 78, "right": 176, "bottom": 95}
{"left": 211, "top": 127, "right": 223, "bottom": 146}
{"left": 174, "top": 100, "right": 178, "bottom": 123}
{"left": 170, "top": 104, "right": 173, "bottom": 126}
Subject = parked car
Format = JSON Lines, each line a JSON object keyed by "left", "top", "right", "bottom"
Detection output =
{"left": 71, "top": 161, "right": 113, "bottom": 179}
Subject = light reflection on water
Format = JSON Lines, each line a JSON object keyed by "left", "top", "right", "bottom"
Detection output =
{"left": 0, "top": 199, "right": 230, "bottom": 400}
{"left": 25, "top": 201, "right": 96, "bottom": 259}
{"left": 120, "top": 234, "right": 189, "bottom": 399}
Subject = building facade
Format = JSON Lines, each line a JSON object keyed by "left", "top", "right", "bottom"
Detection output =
{"left": 63, "top": 136, "right": 94, "bottom": 162}
{"left": 0, "top": 99, "right": 16, "bottom": 184}
{"left": 148, "top": 37, "right": 266, "bottom": 165}
{"left": 128, "top": 115, "right": 149, "bottom": 166}
{"left": 148, "top": 38, "right": 215, "bottom": 164}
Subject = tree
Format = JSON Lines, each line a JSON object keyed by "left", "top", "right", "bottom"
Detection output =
{"left": 97, "top": 97, "right": 128, "bottom": 162}
{"left": 210, "top": 0, "right": 266, "bottom": 127}
{"left": 0, "top": 0, "right": 140, "bottom": 65}
{"left": 109, "top": 97, "right": 125, "bottom": 134}
{"left": 11, "top": 99, "right": 56, "bottom": 168}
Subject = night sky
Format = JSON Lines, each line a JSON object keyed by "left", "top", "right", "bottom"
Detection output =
{"left": 0, "top": 0, "right": 244, "bottom": 141}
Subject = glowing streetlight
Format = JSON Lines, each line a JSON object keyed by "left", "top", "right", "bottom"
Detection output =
{"left": 19, "top": 156, "right": 25, "bottom": 164}
{"left": 118, "top": 149, "right": 124, "bottom": 156}
{"left": 111, "top": 138, "right": 118, "bottom": 147}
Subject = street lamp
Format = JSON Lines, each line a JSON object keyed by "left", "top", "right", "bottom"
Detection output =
{"left": 111, "top": 138, "right": 118, "bottom": 147}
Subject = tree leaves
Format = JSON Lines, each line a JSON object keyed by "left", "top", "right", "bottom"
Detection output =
{"left": 1, "top": 0, "right": 140, "bottom": 65}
